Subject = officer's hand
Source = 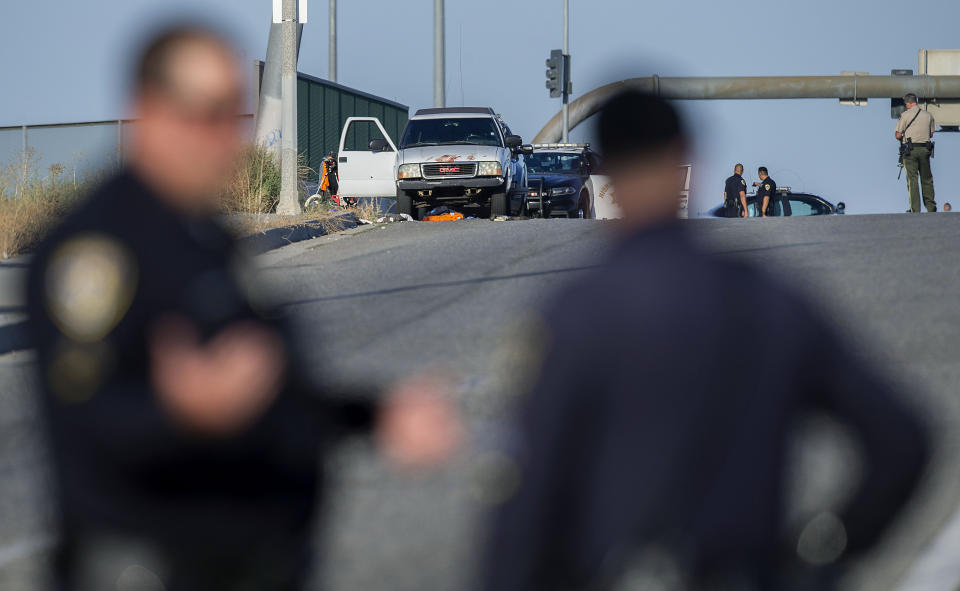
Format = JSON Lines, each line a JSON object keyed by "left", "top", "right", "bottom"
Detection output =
{"left": 150, "top": 317, "right": 286, "bottom": 435}
{"left": 376, "top": 375, "right": 463, "bottom": 470}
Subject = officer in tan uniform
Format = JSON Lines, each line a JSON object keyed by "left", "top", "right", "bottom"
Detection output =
{"left": 896, "top": 93, "right": 937, "bottom": 213}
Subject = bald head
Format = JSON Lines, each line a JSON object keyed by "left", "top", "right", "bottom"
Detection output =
{"left": 127, "top": 26, "right": 247, "bottom": 211}
{"left": 134, "top": 27, "right": 237, "bottom": 96}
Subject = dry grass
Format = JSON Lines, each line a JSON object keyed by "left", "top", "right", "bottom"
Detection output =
{"left": 221, "top": 144, "right": 282, "bottom": 215}
{"left": 0, "top": 143, "right": 326, "bottom": 258}
{"left": 0, "top": 149, "right": 91, "bottom": 258}
{"left": 353, "top": 198, "right": 385, "bottom": 224}
{"left": 220, "top": 144, "right": 317, "bottom": 216}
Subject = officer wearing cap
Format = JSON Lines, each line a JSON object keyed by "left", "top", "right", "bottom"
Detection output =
{"left": 723, "top": 163, "right": 748, "bottom": 218}
{"left": 896, "top": 93, "right": 937, "bottom": 213}
{"left": 480, "top": 89, "right": 929, "bottom": 591}
{"left": 26, "top": 25, "right": 459, "bottom": 591}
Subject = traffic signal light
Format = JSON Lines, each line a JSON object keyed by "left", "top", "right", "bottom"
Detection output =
{"left": 890, "top": 69, "right": 913, "bottom": 119}
{"left": 546, "top": 49, "right": 564, "bottom": 98}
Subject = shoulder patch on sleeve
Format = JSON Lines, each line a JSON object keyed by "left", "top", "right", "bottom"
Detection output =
{"left": 44, "top": 234, "right": 138, "bottom": 343}
{"left": 764, "top": 184, "right": 770, "bottom": 191}
{"left": 741, "top": 179, "right": 746, "bottom": 185}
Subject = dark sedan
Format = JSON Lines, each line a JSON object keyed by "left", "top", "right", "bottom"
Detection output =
{"left": 707, "top": 188, "right": 845, "bottom": 217}
{"left": 525, "top": 145, "right": 602, "bottom": 218}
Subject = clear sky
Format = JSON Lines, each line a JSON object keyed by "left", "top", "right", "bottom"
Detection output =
{"left": 2, "top": 0, "right": 959, "bottom": 215}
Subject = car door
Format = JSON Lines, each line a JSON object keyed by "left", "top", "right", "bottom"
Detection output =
{"left": 337, "top": 117, "right": 398, "bottom": 198}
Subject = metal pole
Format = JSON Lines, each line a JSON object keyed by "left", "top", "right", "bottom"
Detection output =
{"left": 561, "top": 0, "right": 569, "bottom": 142}
{"left": 277, "top": 0, "right": 302, "bottom": 214}
{"left": 117, "top": 120, "right": 123, "bottom": 167}
{"left": 329, "top": 0, "right": 337, "bottom": 82}
{"left": 434, "top": 0, "right": 445, "bottom": 107}
{"left": 534, "top": 74, "right": 960, "bottom": 143}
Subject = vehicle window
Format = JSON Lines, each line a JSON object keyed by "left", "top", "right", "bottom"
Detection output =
{"left": 526, "top": 153, "right": 582, "bottom": 174}
{"left": 788, "top": 195, "right": 830, "bottom": 216}
{"left": 399, "top": 118, "right": 502, "bottom": 148}
{"left": 342, "top": 120, "right": 388, "bottom": 152}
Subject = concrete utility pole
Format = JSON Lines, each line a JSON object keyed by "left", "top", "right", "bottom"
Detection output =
{"left": 534, "top": 74, "right": 960, "bottom": 143}
{"left": 277, "top": 0, "right": 302, "bottom": 215}
{"left": 434, "top": 0, "right": 445, "bottom": 108}
{"left": 561, "top": 0, "right": 570, "bottom": 142}
{"left": 254, "top": 23, "right": 302, "bottom": 150}
{"left": 329, "top": 0, "right": 337, "bottom": 82}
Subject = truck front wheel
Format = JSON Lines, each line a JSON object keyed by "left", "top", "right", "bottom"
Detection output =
{"left": 397, "top": 190, "right": 414, "bottom": 218}
{"left": 490, "top": 192, "right": 509, "bottom": 218}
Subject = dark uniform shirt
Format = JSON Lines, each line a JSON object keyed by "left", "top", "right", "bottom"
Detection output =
{"left": 481, "top": 222, "right": 928, "bottom": 591}
{"left": 757, "top": 176, "right": 777, "bottom": 214}
{"left": 724, "top": 173, "right": 747, "bottom": 204}
{"left": 27, "top": 171, "right": 374, "bottom": 589}
{"left": 723, "top": 173, "right": 747, "bottom": 217}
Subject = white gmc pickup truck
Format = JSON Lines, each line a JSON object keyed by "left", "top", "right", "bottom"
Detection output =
{"left": 336, "top": 107, "right": 531, "bottom": 219}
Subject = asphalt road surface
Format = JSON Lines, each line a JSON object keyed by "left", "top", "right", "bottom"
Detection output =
{"left": 2, "top": 213, "right": 960, "bottom": 590}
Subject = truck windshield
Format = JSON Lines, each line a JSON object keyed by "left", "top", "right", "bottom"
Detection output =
{"left": 526, "top": 153, "right": 581, "bottom": 175}
{"left": 400, "top": 118, "right": 502, "bottom": 148}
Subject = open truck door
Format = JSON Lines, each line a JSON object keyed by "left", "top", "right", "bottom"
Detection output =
{"left": 337, "top": 117, "right": 398, "bottom": 198}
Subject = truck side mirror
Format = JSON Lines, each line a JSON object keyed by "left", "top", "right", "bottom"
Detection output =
{"left": 504, "top": 135, "right": 523, "bottom": 148}
{"left": 368, "top": 138, "right": 389, "bottom": 152}
{"left": 836, "top": 201, "right": 846, "bottom": 214}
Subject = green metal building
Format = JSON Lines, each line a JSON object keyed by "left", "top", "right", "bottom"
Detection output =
{"left": 254, "top": 61, "right": 409, "bottom": 181}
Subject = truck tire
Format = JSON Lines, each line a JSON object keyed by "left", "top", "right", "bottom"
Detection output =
{"left": 491, "top": 192, "right": 509, "bottom": 218}
{"left": 397, "top": 190, "right": 414, "bottom": 218}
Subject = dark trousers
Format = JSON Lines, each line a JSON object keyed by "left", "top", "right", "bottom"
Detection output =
{"left": 904, "top": 146, "right": 935, "bottom": 212}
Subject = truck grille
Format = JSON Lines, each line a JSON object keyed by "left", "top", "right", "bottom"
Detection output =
{"left": 421, "top": 162, "right": 478, "bottom": 179}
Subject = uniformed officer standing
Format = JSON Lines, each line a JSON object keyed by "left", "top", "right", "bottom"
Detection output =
{"left": 27, "top": 26, "right": 460, "bottom": 591}
{"left": 480, "top": 90, "right": 929, "bottom": 591}
{"left": 723, "top": 163, "right": 748, "bottom": 218}
{"left": 752, "top": 166, "right": 787, "bottom": 217}
{"left": 896, "top": 93, "right": 937, "bottom": 213}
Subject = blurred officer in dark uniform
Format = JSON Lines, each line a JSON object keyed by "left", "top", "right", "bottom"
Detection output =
{"left": 752, "top": 166, "right": 787, "bottom": 217}
{"left": 26, "top": 25, "right": 460, "bottom": 591}
{"left": 479, "top": 90, "right": 929, "bottom": 591}
{"left": 723, "top": 163, "right": 748, "bottom": 218}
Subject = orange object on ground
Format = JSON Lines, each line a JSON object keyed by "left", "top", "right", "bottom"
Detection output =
{"left": 319, "top": 160, "right": 332, "bottom": 192}
{"left": 423, "top": 211, "right": 465, "bottom": 221}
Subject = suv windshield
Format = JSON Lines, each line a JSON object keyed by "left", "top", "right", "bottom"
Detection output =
{"left": 526, "top": 153, "right": 582, "bottom": 175}
{"left": 400, "top": 118, "right": 502, "bottom": 148}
